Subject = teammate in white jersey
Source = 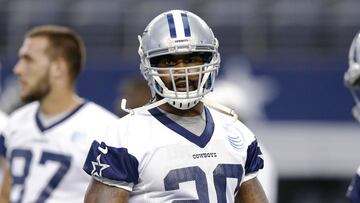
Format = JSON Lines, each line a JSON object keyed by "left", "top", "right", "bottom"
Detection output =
{"left": 0, "top": 110, "right": 8, "bottom": 202}
{"left": 83, "top": 10, "right": 268, "bottom": 203}
{"left": 345, "top": 32, "right": 360, "bottom": 203}
{"left": 0, "top": 25, "right": 117, "bottom": 203}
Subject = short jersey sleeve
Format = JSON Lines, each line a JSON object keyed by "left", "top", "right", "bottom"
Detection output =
{"left": 243, "top": 139, "right": 264, "bottom": 182}
{"left": 83, "top": 140, "right": 139, "bottom": 190}
{"left": 346, "top": 166, "right": 360, "bottom": 203}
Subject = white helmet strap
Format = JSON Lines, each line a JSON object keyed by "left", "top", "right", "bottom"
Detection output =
{"left": 121, "top": 97, "right": 238, "bottom": 121}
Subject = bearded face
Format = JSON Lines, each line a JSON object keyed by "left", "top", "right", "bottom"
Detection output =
{"left": 14, "top": 37, "right": 52, "bottom": 103}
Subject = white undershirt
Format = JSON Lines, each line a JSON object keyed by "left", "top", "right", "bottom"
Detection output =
{"left": 38, "top": 109, "right": 74, "bottom": 128}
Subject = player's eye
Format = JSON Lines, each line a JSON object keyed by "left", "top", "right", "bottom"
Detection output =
{"left": 188, "top": 56, "right": 203, "bottom": 64}
{"left": 161, "top": 58, "right": 175, "bottom": 66}
{"left": 150, "top": 55, "right": 175, "bottom": 67}
{"left": 20, "top": 55, "right": 32, "bottom": 63}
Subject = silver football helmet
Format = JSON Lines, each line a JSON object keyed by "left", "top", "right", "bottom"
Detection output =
{"left": 344, "top": 32, "right": 360, "bottom": 122}
{"left": 138, "top": 10, "right": 220, "bottom": 110}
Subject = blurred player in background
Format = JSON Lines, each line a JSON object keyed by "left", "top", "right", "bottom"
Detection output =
{"left": 0, "top": 62, "right": 10, "bottom": 203}
{"left": 83, "top": 10, "right": 268, "bottom": 202}
{"left": 0, "top": 111, "right": 10, "bottom": 202}
{"left": 344, "top": 32, "right": 360, "bottom": 203}
{"left": 0, "top": 110, "right": 7, "bottom": 203}
{"left": 0, "top": 25, "right": 117, "bottom": 203}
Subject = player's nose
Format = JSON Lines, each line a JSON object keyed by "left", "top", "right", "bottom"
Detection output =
{"left": 13, "top": 61, "right": 24, "bottom": 76}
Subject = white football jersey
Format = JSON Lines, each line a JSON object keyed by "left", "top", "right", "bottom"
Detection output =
{"left": 0, "top": 110, "right": 8, "bottom": 184}
{"left": 0, "top": 101, "right": 117, "bottom": 203}
{"left": 83, "top": 106, "right": 264, "bottom": 202}
{"left": 0, "top": 110, "right": 8, "bottom": 131}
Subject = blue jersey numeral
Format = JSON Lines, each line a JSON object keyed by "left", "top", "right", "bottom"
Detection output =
{"left": 164, "top": 164, "right": 243, "bottom": 202}
{"left": 36, "top": 152, "right": 72, "bottom": 203}
{"left": 9, "top": 149, "right": 33, "bottom": 203}
{"left": 164, "top": 166, "right": 209, "bottom": 202}
{"left": 213, "top": 164, "right": 243, "bottom": 202}
{"left": 9, "top": 149, "right": 72, "bottom": 203}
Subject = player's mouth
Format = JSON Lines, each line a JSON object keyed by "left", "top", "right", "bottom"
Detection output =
{"left": 18, "top": 79, "right": 26, "bottom": 89}
{"left": 174, "top": 79, "right": 197, "bottom": 92}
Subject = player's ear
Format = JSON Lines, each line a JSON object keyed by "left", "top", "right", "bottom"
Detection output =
{"left": 51, "top": 57, "right": 68, "bottom": 79}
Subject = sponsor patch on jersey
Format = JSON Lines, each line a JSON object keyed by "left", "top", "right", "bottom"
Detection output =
{"left": 227, "top": 134, "right": 244, "bottom": 150}
{"left": 71, "top": 131, "right": 86, "bottom": 142}
{"left": 223, "top": 124, "right": 245, "bottom": 150}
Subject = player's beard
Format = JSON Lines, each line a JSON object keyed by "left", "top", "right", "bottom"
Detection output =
{"left": 22, "top": 69, "right": 51, "bottom": 103}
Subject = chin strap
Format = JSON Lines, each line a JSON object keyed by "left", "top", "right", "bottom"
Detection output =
{"left": 201, "top": 97, "right": 238, "bottom": 121}
{"left": 121, "top": 97, "right": 238, "bottom": 121}
{"left": 121, "top": 98, "right": 168, "bottom": 115}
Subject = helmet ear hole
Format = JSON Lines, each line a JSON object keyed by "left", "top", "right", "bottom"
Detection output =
{"left": 149, "top": 57, "right": 160, "bottom": 67}
{"left": 203, "top": 52, "right": 213, "bottom": 63}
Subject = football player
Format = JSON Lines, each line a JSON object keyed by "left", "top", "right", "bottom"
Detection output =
{"left": 0, "top": 25, "right": 117, "bottom": 203}
{"left": 83, "top": 10, "right": 268, "bottom": 203}
{"left": 0, "top": 110, "right": 8, "bottom": 203}
{"left": 345, "top": 32, "right": 360, "bottom": 203}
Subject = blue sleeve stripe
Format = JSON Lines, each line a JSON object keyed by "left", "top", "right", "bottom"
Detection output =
{"left": 0, "top": 134, "right": 6, "bottom": 157}
{"left": 245, "top": 140, "right": 264, "bottom": 175}
{"left": 83, "top": 141, "right": 139, "bottom": 184}
{"left": 346, "top": 173, "right": 360, "bottom": 202}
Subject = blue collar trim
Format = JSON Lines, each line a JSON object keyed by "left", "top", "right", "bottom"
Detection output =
{"left": 148, "top": 107, "right": 214, "bottom": 148}
{"left": 35, "top": 101, "right": 88, "bottom": 132}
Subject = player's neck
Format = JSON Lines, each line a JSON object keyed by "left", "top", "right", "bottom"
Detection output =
{"left": 158, "top": 102, "right": 204, "bottom": 117}
{"left": 39, "top": 88, "right": 83, "bottom": 116}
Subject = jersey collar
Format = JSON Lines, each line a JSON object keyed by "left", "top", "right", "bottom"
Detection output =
{"left": 35, "top": 101, "right": 88, "bottom": 132}
{"left": 148, "top": 106, "right": 214, "bottom": 148}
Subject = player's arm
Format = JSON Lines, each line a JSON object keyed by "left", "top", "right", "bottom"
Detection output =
{"left": 83, "top": 138, "right": 138, "bottom": 203}
{"left": 84, "top": 178, "right": 130, "bottom": 203}
{"left": 0, "top": 157, "right": 10, "bottom": 203}
{"left": 235, "top": 177, "right": 269, "bottom": 203}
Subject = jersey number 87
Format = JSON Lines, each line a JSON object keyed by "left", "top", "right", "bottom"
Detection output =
{"left": 10, "top": 149, "right": 71, "bottom": 203}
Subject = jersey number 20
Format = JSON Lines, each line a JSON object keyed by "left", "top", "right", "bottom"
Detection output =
{"left": 164, "top": 164, "right": 243, "bottom": 202}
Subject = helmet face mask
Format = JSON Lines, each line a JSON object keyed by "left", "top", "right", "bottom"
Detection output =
{"left": 138, "top": 10, "right": 220, "bottom": 110}
{"left": 345, "top": 32, "right": 360, "bottom": 122}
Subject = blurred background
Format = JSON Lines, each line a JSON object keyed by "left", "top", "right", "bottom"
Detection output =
{"left": 0, "top": 0, "right": 359, "bottom": 202}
